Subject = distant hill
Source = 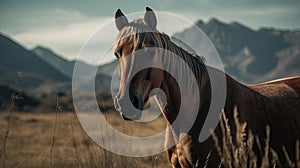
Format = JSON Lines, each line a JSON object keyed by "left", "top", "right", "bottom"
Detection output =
{"left": 32, "top": 46, "right": 96, "bottom": 79}
{"left": 32, "top": 46, "right": 75, "bottom": 78}
{"left": 0, "top": 33, "right": 71, "bottom": 96}
{"left": 174, "top": 18, "right": 300, "bottom": 83}
{"left": 0, "top": 84, "right": 40, "bottom": 111}
{"left": 32, "top": 46, "right": 113, "bottom": 92}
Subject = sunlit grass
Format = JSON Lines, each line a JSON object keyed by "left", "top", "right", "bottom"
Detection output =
{"left": 0, "top": 102, "right": 299, "bottom": 167}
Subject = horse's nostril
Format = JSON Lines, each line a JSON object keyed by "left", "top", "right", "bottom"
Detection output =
{"left": 121, "top": 113, "right": 131, "bottom": 120}
{"left": 130, "top": 94, "right": 139, "bottom": 109}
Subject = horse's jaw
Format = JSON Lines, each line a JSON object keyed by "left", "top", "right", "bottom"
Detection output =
{"left": 119, "top": 111, "right": 142, "bottom": 121}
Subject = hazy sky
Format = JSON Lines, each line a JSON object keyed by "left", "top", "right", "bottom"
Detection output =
{"left": 1, "top": 0, "right": 300, "bottom": 64}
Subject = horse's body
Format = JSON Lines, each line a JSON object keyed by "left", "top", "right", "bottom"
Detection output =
{"left": 165, "top": 73, "right": 300, "bottom": 167}
{"left": 113, "top": 8, "right": 300, "bottom": 167}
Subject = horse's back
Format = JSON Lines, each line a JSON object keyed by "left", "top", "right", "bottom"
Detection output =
{"left": 248, "top": 76, "right": 300, "bottom": 99}
{"left": 247, "top": 76, "right": 300, "bottom": 123}
{"left": 245, "top": 77, "right": 300, "bottom": 166}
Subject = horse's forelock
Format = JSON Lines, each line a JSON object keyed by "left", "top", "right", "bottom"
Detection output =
{"left": 114, "top": 19, "right": 159, "bottom": 50}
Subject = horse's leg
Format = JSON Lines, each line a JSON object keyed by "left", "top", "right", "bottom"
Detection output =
{"left": 176, "top": 133, "right": 195, "bottom": 167}
{"left": 165, "top": 132, "right": 202, "bottom": 168}
{"left": 176, "top": 133, "right": 222, "bottom": 168}
{"left": 164, "top": 126, "right": 180, "bottom": 167}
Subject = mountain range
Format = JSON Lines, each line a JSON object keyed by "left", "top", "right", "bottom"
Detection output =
{"left": 32, "top": 46, "right": 96, "bottom": 79}
{"left": 0, "top": 33, "right": 71, "bottom": 96}
{"left": 0, "top": 18, "right": 299, "bottom": 99}
{"left": 175, "top": 18, "right": 300, "bottom": 83}
{"left": 0, "top": 33, "right": 112, "bottom": 97}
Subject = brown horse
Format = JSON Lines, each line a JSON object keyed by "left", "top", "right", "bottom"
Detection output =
{"left": 113, "top": 7, "right": 300, "bottom": 167}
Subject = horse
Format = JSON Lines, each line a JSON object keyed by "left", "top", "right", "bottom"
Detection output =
{"left": 113, "top": 7, "right": 300, "bottom": 167}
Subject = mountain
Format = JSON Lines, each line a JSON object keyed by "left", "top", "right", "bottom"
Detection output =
{"left": 32, "top": 46, "right": 96, "bottom": 79}
{"left": 174, "top": 18, "right": 300, "bottom": 83}
{"left": 32, "top": 46, "right": 113, "bottom": 92}
{"left": 32, "top": 46, "right": 75, "bottom": 78}
{"left": 0, "top": 33, "right": 71, "bottom": 96}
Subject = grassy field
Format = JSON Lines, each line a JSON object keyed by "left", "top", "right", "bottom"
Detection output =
{"left": 0, "top": 111, "right": 169, "bottom": 168}
{"left": 0, "top": 110, "right": 299, "bottom": 168}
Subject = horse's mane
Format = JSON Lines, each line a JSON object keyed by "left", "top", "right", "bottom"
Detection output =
{"left": 157, "top": 32, "right": 207, "bottom": 83}
{"left": 115, "top": 19, "right": 207, "bottom": 87}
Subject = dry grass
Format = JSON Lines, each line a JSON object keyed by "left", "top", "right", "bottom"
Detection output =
{"left": 0, "top": 99, "right": 299, "bottom": 167}
{"left": 0, "top": 111, "right": 168, "bottom": 168}
{"left": 212, "top": 108, "right": 259, "bottom": 168}
{"left": 212, "top": 107, "right": 300, "bottom": 168}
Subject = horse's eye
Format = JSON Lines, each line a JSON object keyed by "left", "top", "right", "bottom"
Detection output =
{"left": 114, "top": 48, "right": 123, "bottom": 58}
{"left": 114, "top": 52, "right": 119, "bottom": 58}
{"left": 146, "top": 68, "right": 152, "bottom": 80}
{"left": 137, "top": 43, "right": 143, "bottom": 49}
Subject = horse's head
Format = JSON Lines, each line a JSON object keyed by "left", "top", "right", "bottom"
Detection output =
{"left": 113, "top": 7, "right": 164, "bottom": 120}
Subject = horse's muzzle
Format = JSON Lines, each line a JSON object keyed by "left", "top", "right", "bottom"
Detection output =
{"left": 114, "top": 95, "right": 143, "bottom": 121}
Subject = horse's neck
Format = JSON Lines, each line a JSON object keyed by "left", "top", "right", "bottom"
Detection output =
{"left": 160, "top": 72, "right": 181, "bottom": 125}
{"left": 159, "top": 63, "right": 211, "bottom": 140}
{"left": 223, "top": 74, "right": 264, "bottom": 122}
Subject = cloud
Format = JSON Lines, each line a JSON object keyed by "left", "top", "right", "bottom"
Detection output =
{"left": 0, "top": 8, "right": 94, "bottom": 33}
{"left": 13, "top": 12, "right": 113, "bottom": 63}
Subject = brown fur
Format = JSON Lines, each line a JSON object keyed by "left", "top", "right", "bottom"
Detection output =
{"left": 165, "top": 74, "right": 300, "bottom": 167}
{"left": 114, "top": 8, "right": 300, "bottom": 168}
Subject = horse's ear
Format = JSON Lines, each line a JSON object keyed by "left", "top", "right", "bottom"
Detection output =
{"left": 115, "top": 9, "right": 129, "bottom": 31}
{"left": 144, "top": 7, "right": 157, "bottom": 29}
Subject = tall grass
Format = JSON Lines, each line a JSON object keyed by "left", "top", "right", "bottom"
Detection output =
{"left": 0, "top": 72, "right": 22, "bottom": 168}
{"left": 212, "top": 108, "right": 256, "bottom": 168}
{"left": 212, "top": 107, "right": 300, "bottom": 168}
{"left": 41, "top": 98, "right": 61, "bottom": 168}
{"left": 282, "top": 140, "right": 300, "bottom": 168}
{"left": 35, "top": 97, "right": 164, "bottom": 168}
